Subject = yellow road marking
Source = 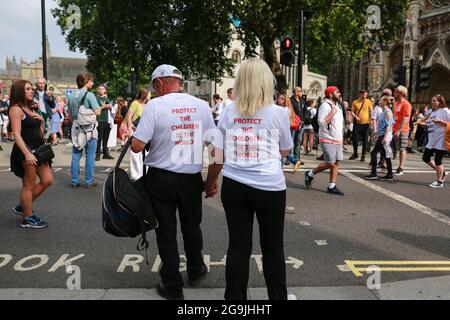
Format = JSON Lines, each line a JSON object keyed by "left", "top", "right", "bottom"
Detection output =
{"left": 345, "top": 261, "right": 450, "bottom": 277}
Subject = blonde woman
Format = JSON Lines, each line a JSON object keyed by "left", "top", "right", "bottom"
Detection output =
{"left": 205, "top": 59, "right": 294, "bottom": 300}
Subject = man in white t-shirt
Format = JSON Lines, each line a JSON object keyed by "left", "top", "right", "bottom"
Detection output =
{"left": 305, "top": 86, "right": 345, "bottom": 196}
{"left": 132, "top": 64, "right": 216, "bottom": 300}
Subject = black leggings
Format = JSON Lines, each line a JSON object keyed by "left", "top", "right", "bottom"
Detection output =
{"left": 221, "top": 177, "right": 287, "bottom": 301}
{"left": 423, "top": 148, "right": 446, "bottom": 166}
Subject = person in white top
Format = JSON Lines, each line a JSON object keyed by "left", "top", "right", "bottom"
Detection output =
{"left": 205, "top": 58, "right": 294, "bottom": 300}
{"left": 132, "top": 64, "right": 216, "bottom": 300}
{"left": 305, "top": 86, "right": 345, "bottom": 196}
{"left": 419, "top": 95, "right": 450, "bottom": 188}
{"left": 302, "top": 99, "right": 318, "bottom": 155}
{"left": 212, "top": 94, "right": 224, "bottom": 125}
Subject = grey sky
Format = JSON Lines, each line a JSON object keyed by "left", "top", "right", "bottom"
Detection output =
{"left": 0, "top": 0, "right": 85, "bottom": 69}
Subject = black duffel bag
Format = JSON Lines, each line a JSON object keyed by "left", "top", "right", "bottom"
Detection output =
{"left": 102, "top": 138, "right": 158, "bottom": 258}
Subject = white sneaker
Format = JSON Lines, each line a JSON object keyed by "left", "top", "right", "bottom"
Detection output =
{"left": 288, "top": 293, "right": 298, "bottom": 300}
{"left": 429, "top": 181, "right": 444, "bottom": 189}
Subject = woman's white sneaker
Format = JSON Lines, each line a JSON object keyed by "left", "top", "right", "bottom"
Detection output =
{"left": 429, "top": 181, "right": 444, "bottom": 189}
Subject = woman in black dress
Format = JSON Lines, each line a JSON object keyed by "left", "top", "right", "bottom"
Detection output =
{"left": 9, "top": 80, "right": 53, "bottom": 229}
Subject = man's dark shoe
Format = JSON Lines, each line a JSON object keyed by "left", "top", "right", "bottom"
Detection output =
{"left": 406, "top": 147, "right": 416, "bottom": 154}
{"left": 103, "top": 154, "right": 115, "bottom": 160}
{"left": 327, "top": 186, "right": 345, "bottom": 196}
{"left": 0, "top": 145, "right": 3, "bottom": 151}
{"left": 188, "top": 265, "right": 208, "bottom": 287}
{"left": 379, "top": 175, "right": 394, "bottom": 181}
{"left": 156, "top": 281, "right": 184, "bottom": 300}
{"left": 360, "top": 155, "right": 366, "bottom": 162}
{"left": 95, "top": 154, "right": 101, "bottom": 162}
{"left": 349, "top": 154, "right": 359, "bottom": 160}
{"left": 364, "top": 174, "right": 378, "bottom": 180}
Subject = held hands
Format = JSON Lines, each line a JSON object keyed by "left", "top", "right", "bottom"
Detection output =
{"left": 204, "top": 180, "right": 219, "bottom": 199}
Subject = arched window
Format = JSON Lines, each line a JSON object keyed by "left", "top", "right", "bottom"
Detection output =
{"left": 231, "top": 50, "right": 242, "bottom": 64}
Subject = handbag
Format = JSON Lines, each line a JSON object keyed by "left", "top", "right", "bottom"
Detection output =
{"left": 32, "top": 144, "right": 55, "bottom": 165}
{"left": 291, "top": 115, "right": 301, "bottom": 131}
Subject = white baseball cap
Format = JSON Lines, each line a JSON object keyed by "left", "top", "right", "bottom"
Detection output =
{"left": 149, "top": 64, "right": 183, "bottom": 92}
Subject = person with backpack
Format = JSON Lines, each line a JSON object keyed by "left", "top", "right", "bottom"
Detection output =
{"left": 304, "top": 86, "right": 345, "bottom": 196}
{"left": 303, "top": 99, "right": 318, "bottom": 155}
{"left": 68, "top": 73, "right": 102, "bottom": 189}
{"left": 131, "top": 64, "right": 215, "bottom": 300}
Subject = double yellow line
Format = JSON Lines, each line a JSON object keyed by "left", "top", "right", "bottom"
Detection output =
{"left": 345, "top": 261, "right": 450, "bottom": 277}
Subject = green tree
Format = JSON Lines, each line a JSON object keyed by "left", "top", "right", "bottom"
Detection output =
{"left": 53, "top": 0, "right": 235, "bottom": 95}
{"left": 231, "top": 0, "right": 409, "bottom": 88}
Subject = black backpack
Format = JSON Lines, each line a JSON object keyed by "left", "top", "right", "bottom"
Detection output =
{"left": 102, "top": 138, "right": 158, "bottom": 260}
{"left": 304, "top": 108, "right": 313, "bottom": 125}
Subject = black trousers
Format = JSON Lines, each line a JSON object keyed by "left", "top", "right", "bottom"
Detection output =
{"left": 96, "top": 122, "right": 111, "bottom": 155}
{"left": 371, "top": 137, "right": 393, "bottom": 176}
{"left": 146, "top": 168, "right": 205, "bottom": 289}
{"left": 221, "top": 177, "right": 287, "bottom": 301}
{"left": 353, "top": 123, "right": 370, "bottom": 156}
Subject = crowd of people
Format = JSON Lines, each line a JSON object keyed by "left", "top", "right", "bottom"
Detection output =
{"left": 2, "top": 58, "right": 449, "bottom": 301}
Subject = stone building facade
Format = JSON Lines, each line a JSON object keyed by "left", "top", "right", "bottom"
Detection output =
{"left": 330, "top": 0, "right": 450, "bottom": 106}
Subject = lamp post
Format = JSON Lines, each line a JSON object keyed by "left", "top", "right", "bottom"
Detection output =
{"left": 130, "top": 67, "right": 137, "bottom": 100}
{"left": 41, "top": 0, "right": 48, "bottom": 80}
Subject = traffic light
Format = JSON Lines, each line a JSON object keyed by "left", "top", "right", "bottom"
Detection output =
{"left": 280, "top": 37, "right": 295, "bottom": 67}
{"left": 419, "top": 66, "right": 431, "bottom": 91}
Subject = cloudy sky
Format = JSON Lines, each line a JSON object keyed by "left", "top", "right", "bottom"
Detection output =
{"left": 0, "top": 0, "right": 85, "bottom": 69}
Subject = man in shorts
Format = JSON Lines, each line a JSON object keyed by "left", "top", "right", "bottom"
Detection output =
{"left": 392, "top": 86, "right": 412, "bottom": 176}
{"left": 305, "top": 86, "right": 345, "bottom": 196}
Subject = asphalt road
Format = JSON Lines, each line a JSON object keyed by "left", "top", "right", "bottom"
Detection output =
{"left": 0, "top": 143, "right": 449, "bottom": 290}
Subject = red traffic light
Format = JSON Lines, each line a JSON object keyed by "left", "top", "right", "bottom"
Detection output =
{"left": 282, "top": 37, "right": 294, "bottom": 50}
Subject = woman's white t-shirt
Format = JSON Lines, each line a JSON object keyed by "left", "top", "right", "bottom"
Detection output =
{"left": 426, "top": 108, "right": 450, "bottom": 151}
{"left": 215, "top": 103, "right": 293, "bottom": 191}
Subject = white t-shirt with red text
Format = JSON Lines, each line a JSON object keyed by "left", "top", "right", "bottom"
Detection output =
{"left": 215, "top": 103, "right": 293, "bottom": 191}
{"left": 134, "top": 93, "right": 216, "bottom": 174}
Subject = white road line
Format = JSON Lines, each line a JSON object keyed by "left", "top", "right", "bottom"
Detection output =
{"left": 342, "top": 172, "right": 450, "bottom": 227}
{"left": 53, "top": 168, "right": 63, "bottom": 173}
{"left": 299, "top": 221, "right": 311, "bottom": 226}
{"left": 315, "top": 240, "right": 328, "bottom": 246}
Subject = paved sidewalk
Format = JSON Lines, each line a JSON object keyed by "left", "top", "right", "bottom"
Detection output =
{"left": 1, "top": 276, "right": 449, "bottom": 300}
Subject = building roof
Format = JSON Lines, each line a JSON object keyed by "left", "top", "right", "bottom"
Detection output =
{"left": 48, "top": 57, "right": 87, "bottom": 84}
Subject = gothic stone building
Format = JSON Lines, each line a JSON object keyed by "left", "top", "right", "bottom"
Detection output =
{"left": 331, "top": 0, "right": 450, "bottom": 107}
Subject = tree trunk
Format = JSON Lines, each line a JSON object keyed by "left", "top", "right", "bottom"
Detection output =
{"left": 261, "top": 37, "right": 287, "bottom": 93}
